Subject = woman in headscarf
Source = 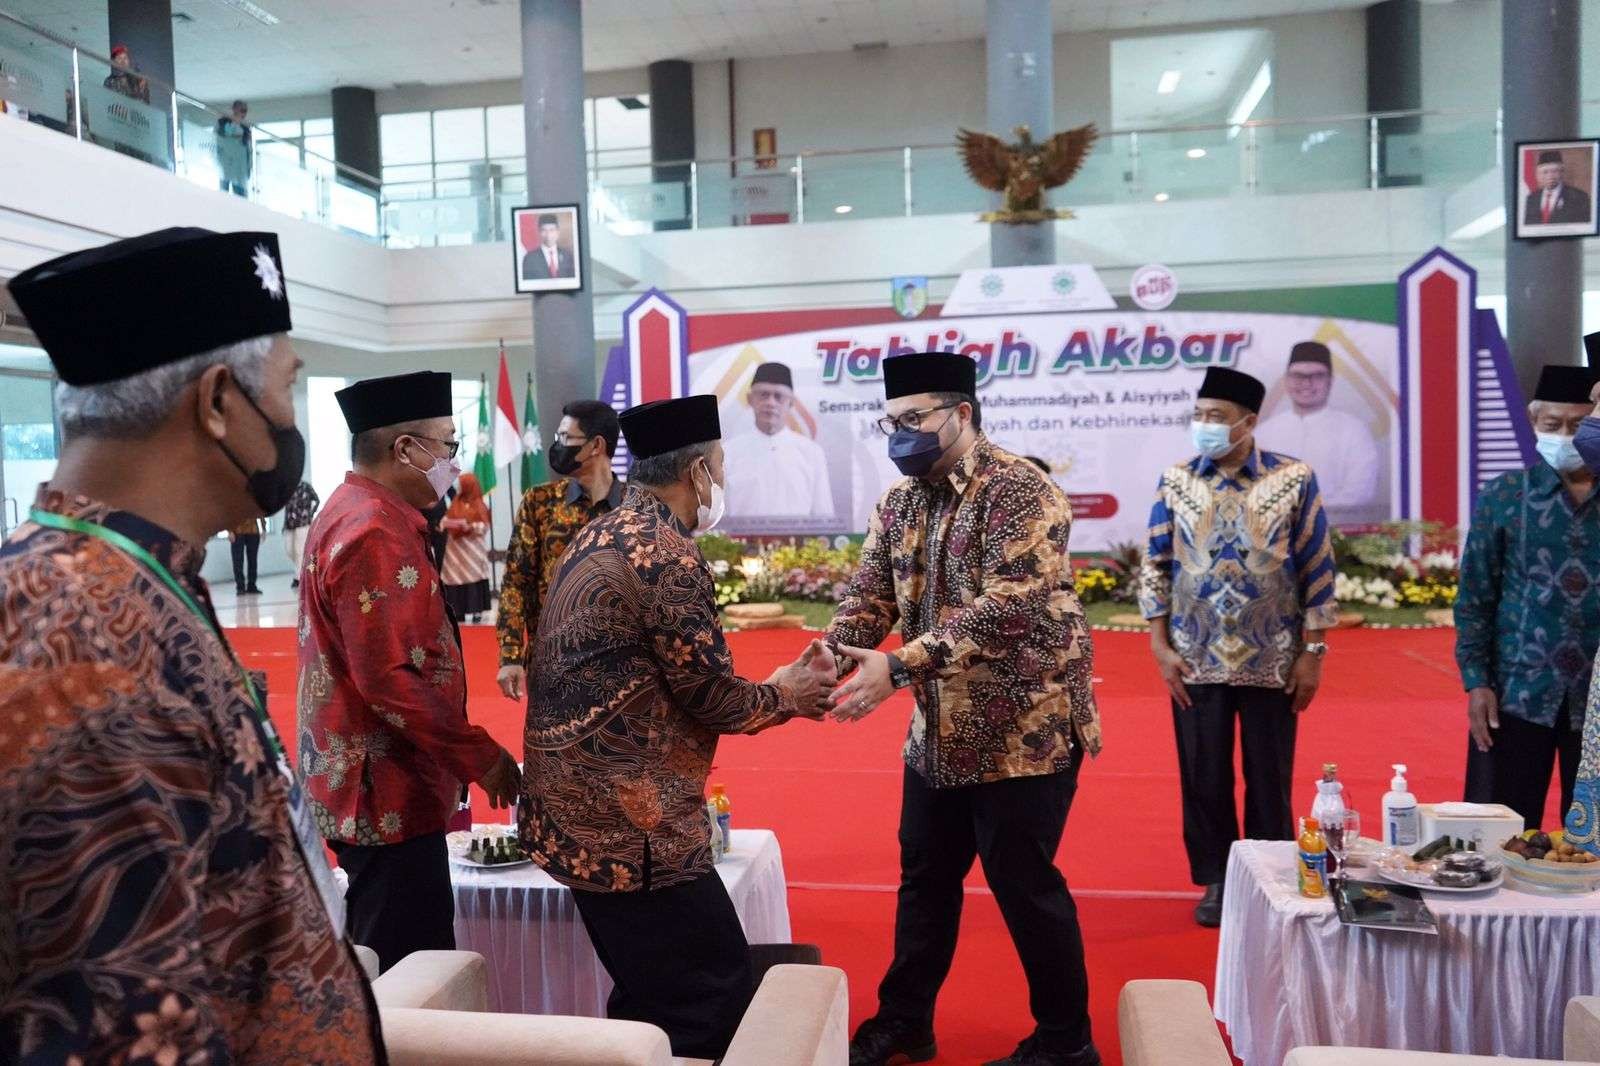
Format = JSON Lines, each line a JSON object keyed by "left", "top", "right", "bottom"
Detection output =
{"left": 440, "top": 473, "right": 492, "bottom": 623}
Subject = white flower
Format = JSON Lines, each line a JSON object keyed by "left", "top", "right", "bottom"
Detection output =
{"left": 397, "top": 565, "right": 420, "bottom": 590}
{"left": 710, "top": 559, "right": 730, "bottom": 576}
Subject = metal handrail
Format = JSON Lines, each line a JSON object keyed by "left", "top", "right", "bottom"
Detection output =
{"left": 0, "top": 7, "right": 382, "bottom": 188}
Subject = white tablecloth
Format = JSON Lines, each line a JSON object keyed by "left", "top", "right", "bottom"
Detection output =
{"left": 1214, "top": 840, "right": 1600, "bottom": 1066}
{"left": 451, "top": 828, "right": 792, "bottom": 1016}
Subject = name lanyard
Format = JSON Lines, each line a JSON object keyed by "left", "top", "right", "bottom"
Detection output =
{"left": 28, "top": 509, "right": 289, "bottom": 771}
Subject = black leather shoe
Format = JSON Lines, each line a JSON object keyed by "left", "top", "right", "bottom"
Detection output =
{"left": 984, "top": 1034, "right": 1103, "bottom": 1066}
{"left": 849, "top": 1016, "right": 937, "bottom": 1066}
{"left": 1194, "top": 882, "right": 1225, "bottom": 927}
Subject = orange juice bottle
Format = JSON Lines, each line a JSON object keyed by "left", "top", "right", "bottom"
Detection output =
{"left": 711, "top": 784, "right": 732, "bottom": 847}
{"left": 1298, "top": 817, "right": 1328, "bottom": 898}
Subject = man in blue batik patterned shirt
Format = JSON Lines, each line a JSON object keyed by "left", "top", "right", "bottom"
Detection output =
{"left": 1456, "top": 363, "right": 1600, "bottom": 830}
{"left": 1139, "top": 366, "right": 1339, "bottom": 928}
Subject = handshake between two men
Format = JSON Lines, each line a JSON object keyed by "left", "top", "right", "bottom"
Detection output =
{"left": 763, "top": 639, "right": 903, "bottom": 723}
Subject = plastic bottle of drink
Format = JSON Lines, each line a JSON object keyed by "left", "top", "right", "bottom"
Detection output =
{"left": 711, "top": 784, "right": 733, "bottom": 851}
{"left": 707, "top": 799, "right": 725, "bottom": 863}
{"left": 1297, "top": 817, "right": 1329, "bottom": 899}
{"left": 1310, "top": 763, "right": 1347, "bottom": 875}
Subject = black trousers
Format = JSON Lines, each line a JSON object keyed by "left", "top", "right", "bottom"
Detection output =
{"left": 1490, "top": 698, "right": 1584, "bottom": 830}
{"left": 1173, "top": 684, "right": 1298, "bottom": 886}
{"left": 573, "top": 868, "right": 754, "bottom": 1061}
{"left": 230, "top": 533, "right": 260, "bottom": 591}
{"left": 330, "top": 831, "right": 455, "bottom": 974}
{"left": 876, "top": 761, "right": 1092, "bottom": 1053}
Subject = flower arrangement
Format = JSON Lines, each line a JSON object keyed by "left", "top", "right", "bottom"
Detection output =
{"left": 1330, "top": 522, "right": 1459, "bottom": 611}
{"left": 1073, "top": 567, "right": 1120, "bottom": 604}
{"left": 768, "top": 538, "right": 862, "bottom": 604}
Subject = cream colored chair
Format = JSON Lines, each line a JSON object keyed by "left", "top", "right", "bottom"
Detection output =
{"left": 368, "top": 949, "right": 848, "bottom": 1066}
{"left": 1119, "top": 980, "right": 1600, "bottom": 1066}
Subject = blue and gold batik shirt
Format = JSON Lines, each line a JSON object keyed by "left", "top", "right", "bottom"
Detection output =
{"left": 1138, "top": 447, "right": 1340, "bottom": 688}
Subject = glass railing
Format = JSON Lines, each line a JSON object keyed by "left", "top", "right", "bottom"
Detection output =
{"left": 380, "top": 108, "right": 1503, "bottom": 247}
{"left": 0, "top": 9, "right": 381, "bottom": 240}
{"left": 0, "top": 9, "right": 1513, "bottom": 252}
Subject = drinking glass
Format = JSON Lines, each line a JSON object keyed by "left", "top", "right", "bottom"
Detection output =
{"left": 1328, "top": 811, "right": 1361, "bottom": 882}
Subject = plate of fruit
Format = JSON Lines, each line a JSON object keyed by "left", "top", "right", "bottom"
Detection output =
{"left": 1376, "top": 835, "right": 1503, "bottom": 893}
{"left": 448, "top": 825, "right": 532, "bottom": 869}
{"left": 1499, "top": 830, "right": 1600, "bottom": 894}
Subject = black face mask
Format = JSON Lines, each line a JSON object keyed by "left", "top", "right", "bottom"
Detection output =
{"left": 216, "top": 383, "right": 307, "bottom": 516}
{"left": 548, "top": 439, "right": 585, "bottom": 476}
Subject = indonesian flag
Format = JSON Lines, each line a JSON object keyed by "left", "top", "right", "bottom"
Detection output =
{"left": 492, "top": 346, "right": 523, "bottom": 468}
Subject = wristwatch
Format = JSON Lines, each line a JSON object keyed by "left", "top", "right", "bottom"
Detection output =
{"left": 1303, "top": 641, "right": 1330, "bottom": 658}
{"left": 887, "top": 654, "right": 912, "bottom": 689}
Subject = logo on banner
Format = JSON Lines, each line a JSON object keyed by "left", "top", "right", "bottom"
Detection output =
{"left": 1130, "top": 264, "right": 1177, "bottom": 311}
{"left": 942, "top": 264, "right": 1116, "bottom": 317}
{"left": 891, "top": 276, "right": 929, "bottom": 319}
{"left": 1051, "top": 270, "right": 1077, "bottom": 296}
{"left": 980, "top": 273, "right": 1005, "bottom": 298}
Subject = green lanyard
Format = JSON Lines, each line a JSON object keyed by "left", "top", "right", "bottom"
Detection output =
{"left": 28, "top": 508, "right": 288, "bottom": 767}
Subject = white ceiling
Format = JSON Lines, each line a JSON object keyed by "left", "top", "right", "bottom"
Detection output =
{"left": 1110, "top": 28, "right": 1271, "bottom": 129}
{"left": 2, "top": 0, "right": 1373, "bottom": 104}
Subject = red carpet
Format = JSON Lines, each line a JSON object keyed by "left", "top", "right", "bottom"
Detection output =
{"left": 235, "top": 622, "right": 1523, "bottom": 1065}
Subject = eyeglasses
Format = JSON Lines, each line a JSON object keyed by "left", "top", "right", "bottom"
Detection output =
{"left": 407, "top": 434, "right": 461, "bottom": 459}
{"left": 553, "top": 432, "right": 591, "bottom": 447}
{"left": 875, "top": 403, "right": 958, "bottom": 436}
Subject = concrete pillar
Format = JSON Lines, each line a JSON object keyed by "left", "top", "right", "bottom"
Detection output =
{"left": 985, "top": 0, "right": 1054, "bottom": 267}
{"left": 1503, "top": 0, "right": 1583, "bottom": 394}
{"left": 648, "top": 60, "right": 695, "bottom": 232}
{"left": 331, "top": 86, "right": 381, "bottom": 190}
{"left": 1365, "top": 0, "right": 1421, "bottom": 188}
{"left": 522, "top": 0, "right": 596, "bottom": 433}
{"left": 107, "top": 0, "right": 174, "bottom": 93}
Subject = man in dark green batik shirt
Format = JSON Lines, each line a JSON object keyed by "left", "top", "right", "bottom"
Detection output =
{"left": 1456, "top": 363, "right": 1600, "bottom": 828}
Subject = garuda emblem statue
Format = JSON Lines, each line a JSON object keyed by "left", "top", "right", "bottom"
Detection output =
{"left": 957, "top": 122, "right": 1098, "bottom": 223}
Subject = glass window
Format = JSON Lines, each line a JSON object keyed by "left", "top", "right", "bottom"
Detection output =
{"left": 432, "top": 108, "right": 486, "bottom": 162}
{"left": 304, "top": 133, "right": 335, "bottom": 174}
{"left": 381, "top": 112, "right": 432, "bottom": 166}
{"left": 257, "top": 120, "right": 301, "bottom": 140}
{"left": 486, "top": 104, "right": 524, "bottom": 160}
{"left": 304, "top": 117, "right": 333, "bottom": 136}
{"left": 307, "top": 376, "right": 350, "bottom": 503}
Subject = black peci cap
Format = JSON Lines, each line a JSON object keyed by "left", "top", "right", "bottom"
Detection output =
{"left": 1197, "top": 366, "right": 1267, "bottom": 414}
{"left": 336, "top": 371, "right": 454, "bottom": 435}
{"left": 1533, "top": 364, "right": 1598, "bottom": 405}
{"left": 620, "top": 395, "right": 721, "bottom": 458}
{"left": 751, "top": 362, "right": 793, "bottom": 389}
{"left": 882, "top": 352, "right": 976, "bottom": 400}
{"left": 1288, "top": 341, "right": 1332, "bottom": 368}
{"left": 9, "top": 227, "right": 293, "bottom": 387}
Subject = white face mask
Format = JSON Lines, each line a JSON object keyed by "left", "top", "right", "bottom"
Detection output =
{"left": 693, "top": 458, "right": 726, "bottom": 532}
{"left": 402, "top": 439, "right": 461, "bottom": 503}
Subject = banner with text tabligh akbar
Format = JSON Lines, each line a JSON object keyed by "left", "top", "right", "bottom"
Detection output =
{"left": 671, "top": 291, "right": 1399, "bottom": 550}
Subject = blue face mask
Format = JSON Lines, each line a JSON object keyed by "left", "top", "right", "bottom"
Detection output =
{"left": 1190, "top": 419, "right": 1240, "bottom": 460}
{"left": 1536, "top": 432, "right": 1585, "bottom": 474}
{"left": 1575, "top": 417, "right": 1600, "bottom": 475}
{"left": 887, "top": 408, "right": 958, "bottom": 477}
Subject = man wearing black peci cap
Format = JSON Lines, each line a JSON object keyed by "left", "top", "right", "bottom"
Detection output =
{"left": 298, "top": 371, "right": 522, "bottom": 972}
{"left": 827, "top": 353, "right": 1103, "bottom": 1066}
{"left": 1525, "top": 148, "right": 1592, "bottom": 227}
{"left": 1455, "top": 357, "right": 1600, "bottom": 827}
{"left": 518, "top": 395, "right": 837, "bottom": 1060}
{"left": 724, "top": 360, "right": 835, "bottom": 519}
{"left": 1140, "top": 366, "right": 1339, "bottom": 927}
{"left": 0, "top": 228, "right": 383, "bottom": 1062}
{"left": 1255, "top": 340, "right": 1381, "bottom": 512}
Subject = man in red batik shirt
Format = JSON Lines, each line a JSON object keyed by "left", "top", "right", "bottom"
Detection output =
{"left": 298, "top": 370, "right": 521, "bottom": 971}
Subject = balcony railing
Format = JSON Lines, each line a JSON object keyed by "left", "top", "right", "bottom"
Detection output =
{"left": 0, "top": 9, "right": 382, "bottom": 240}
{"left": 0, "top": 8, "right": 1559, "bottom": 252}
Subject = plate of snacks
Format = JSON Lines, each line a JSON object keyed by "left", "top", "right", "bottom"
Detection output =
{"left": 448, "top": 825, "right": 532, "bottom": 869}
{"left": 1376, "top": 835, "right": 1503, "bottom": 893}
{"left": 1500, "top": 830, "right": 1600, "bottom": 894}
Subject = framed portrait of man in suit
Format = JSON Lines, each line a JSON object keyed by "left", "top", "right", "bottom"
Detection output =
{"left": 512, "top": 204, "right": 584, "bottom": 292}
{"left": 1514, "top": 140, "right": 1599, "bottom": 240}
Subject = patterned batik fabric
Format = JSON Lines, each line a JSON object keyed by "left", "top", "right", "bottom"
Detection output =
{"left": 498, "top": 475, "right": 624, "bottom": 669}
{"left": 1138, "top": 448, "right": 1340, "bottom": 688}
{"left": 520, "top": 487, "right": 798, "bottom": 893}
{"left": 283, "top": 481, "right": 320, "bottom": 530}
{"left": 1455, "top": 464, "right": 1600, "bottom": 729}
{"left": 827, "top": 437, "right": 1101, "bottom": 790}
{"left": 1567, "top": 662, "right": 1600, "bottom": 855}
{"left": 0, "top": 489, "right": 381, "bottom": 1064}
{"left": 298, "top": 473, "right": 501, "bottom": 846}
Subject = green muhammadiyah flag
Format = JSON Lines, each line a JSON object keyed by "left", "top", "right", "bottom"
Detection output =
{"left": 472, "top": 386, "right": 497, "bottom": 495}
{"left": 520, "top": 374, "right": 546, "bottom": 493}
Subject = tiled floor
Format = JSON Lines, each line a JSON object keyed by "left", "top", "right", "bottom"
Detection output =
{"left": 210, "top": 572, "right": 503, "bottom": 630}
